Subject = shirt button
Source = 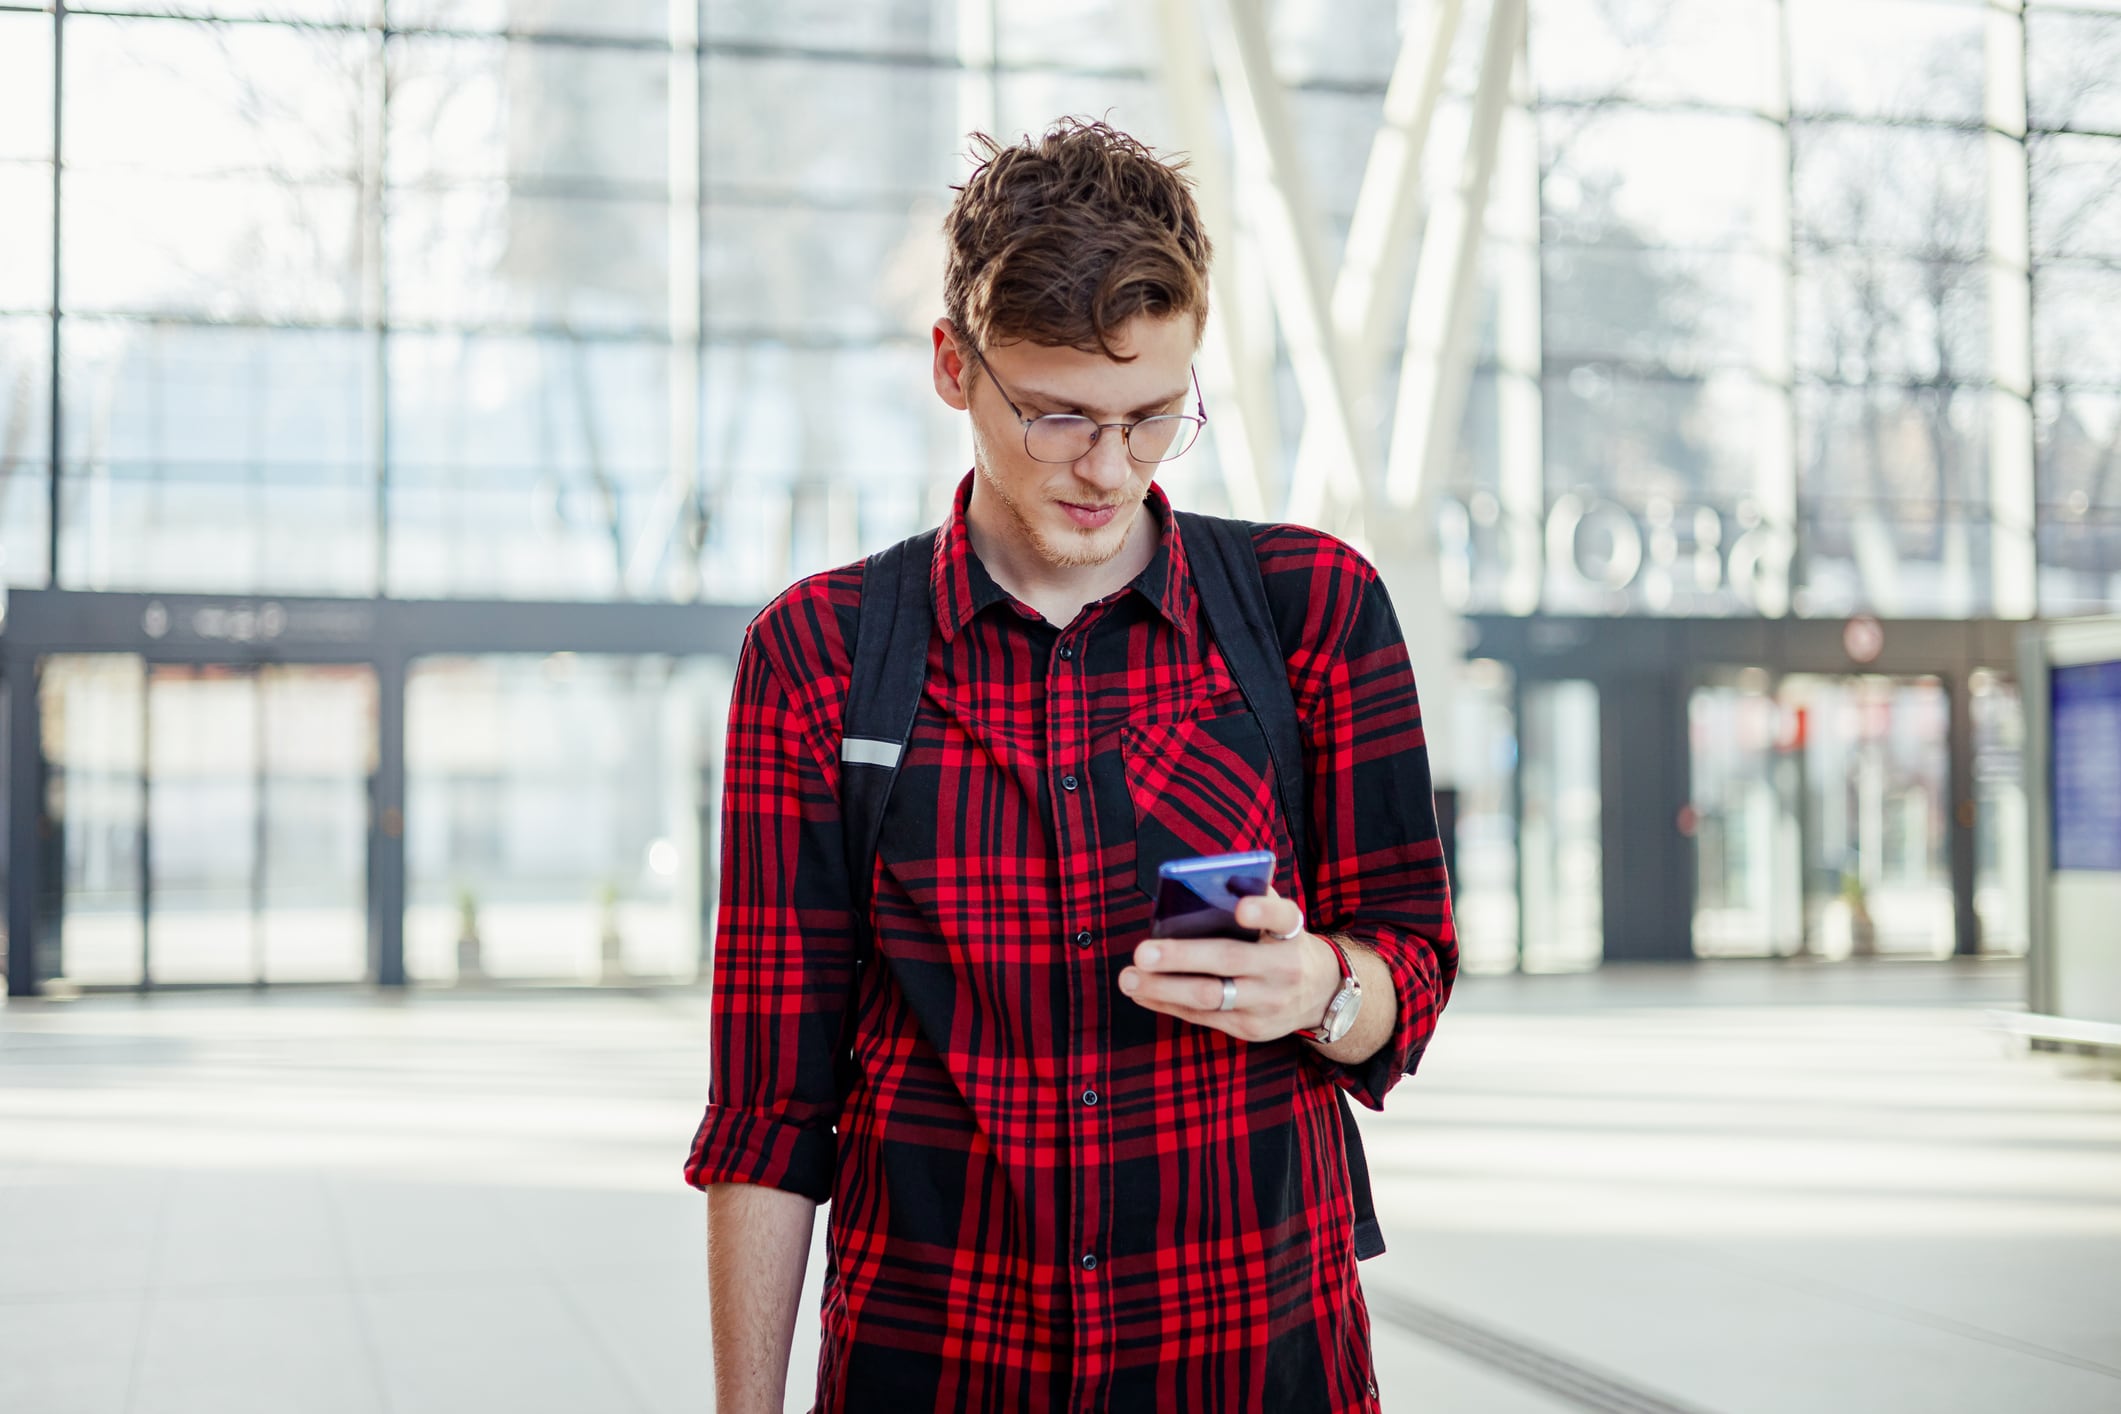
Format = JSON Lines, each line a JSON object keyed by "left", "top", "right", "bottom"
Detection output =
{"left": 1072, "top": 930, "right": 1092, "bottom": 950}
{"left": 1060, "top": 773, "right": 1078, "bottom": 792}
{"left": 1081, "top": 1088, "right": 1098, "bottom": 1106}
{"left": 1080, "top": 1252, "right": 1098, "bottom": 1271}
{"left": 1058, "top": 644, "right": 1074, "bottom": 661}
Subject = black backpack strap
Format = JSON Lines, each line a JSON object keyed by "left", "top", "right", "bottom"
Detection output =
{"left": 840, "top": 529, "right": 939, "bottom": 950}
{"left": 1174, "top": 512, "right": 1315, "bottom": 907}
{"left": 1174, "top": 509, "right": 1387, "bottom": 1263}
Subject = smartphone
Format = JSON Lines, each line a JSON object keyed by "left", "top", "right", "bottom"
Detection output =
{"left": 1150, "top": 850, "right": 1276, "bottom": 939}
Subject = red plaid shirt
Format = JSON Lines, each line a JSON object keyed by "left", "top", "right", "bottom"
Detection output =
{"left": 687, "top": 475, "right": 1456, "bottom": 1413}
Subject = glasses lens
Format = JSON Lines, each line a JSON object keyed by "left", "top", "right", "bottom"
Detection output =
{"left": 1128, "top": 416, "right": 1202, "bottom": 463}
{"left": 1024, "top": 415, "right": 1099, "bottom": 463}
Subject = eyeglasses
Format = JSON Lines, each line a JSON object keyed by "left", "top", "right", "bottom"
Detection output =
{"left": 971, "top": 351, "right": 1208, "bottom": 465}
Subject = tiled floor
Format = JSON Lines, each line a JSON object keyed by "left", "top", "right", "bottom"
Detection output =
{"left": 1, "top": 958, "right": 2114, "bottom": 1413}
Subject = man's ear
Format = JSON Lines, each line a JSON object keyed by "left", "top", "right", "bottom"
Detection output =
{"left": 932, "top": 319, "right": 972, "bottom": 412}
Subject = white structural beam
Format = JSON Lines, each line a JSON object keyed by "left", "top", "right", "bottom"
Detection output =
{"left": 1747, "top": 0, "right": 1796, "bottom": 619}
{"left": 1197, "top": 0, "right": 1373, "bottom": 533}
{"left": 1285, "top": 0, "right": 1462, "bottom": 546}
{"left": 1986, "top": 0, "right": 2038, "bottom": 620}
{"left": 1153, "top": 0, "right": 1274, "bottom": 520}
{"left": 1334, "top": 0, "right": 1464, "bottom": 372}
{"left": 629, "top": 0, "right": 704, "bottom": 599}
{"left": 1491, "top": 25, "right": 1544, "bottom": 618}
{"left": 1384, "top": 0, "right": 1524, "bottom": 515}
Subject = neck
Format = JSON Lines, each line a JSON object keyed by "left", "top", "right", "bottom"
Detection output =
{"left": 965, "top": 486, "right": 1160, "bottom": 628}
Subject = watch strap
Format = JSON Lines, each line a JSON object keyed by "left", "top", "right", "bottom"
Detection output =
{"left": 1299, "top": 934, "right": 1359, "bottom": 1044}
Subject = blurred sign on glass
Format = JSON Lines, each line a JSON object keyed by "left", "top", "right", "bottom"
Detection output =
{"left": 2051, "top": 660, "right": 2121, "bottom": 873}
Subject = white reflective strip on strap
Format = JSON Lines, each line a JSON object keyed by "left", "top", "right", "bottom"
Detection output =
{"left": 840, "top": 737, "right": 902, "bottom": 769}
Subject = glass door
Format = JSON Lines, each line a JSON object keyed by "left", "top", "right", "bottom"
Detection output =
{"left": 143, "top": 662, "right": 375, "bottom": 985}
{"left": 1690, "top": 672, "right": 1804, "bottom": 957}
{"left": 1781, "top": 674, "right": 1953, "bottom": 958}
{"left": 1519, "top": 680, "right": 1602, "bottom": 972}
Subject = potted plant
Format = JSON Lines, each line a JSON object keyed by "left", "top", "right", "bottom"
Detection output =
{"left": 598, "top": 878, "right": 626, "bottom": 982}
{"left": 1840, "top": 868, "right": 1876, "bottom": 958}
{"left": 455, "top": 885, "right": 484, "bottom": 981}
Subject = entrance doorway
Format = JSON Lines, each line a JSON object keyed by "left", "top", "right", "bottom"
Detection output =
{"left": 41, "top": 655, "right": 377, "bottom": 986}
{"left": 1688, "top": 671, "right": 2020, "bottom": 959}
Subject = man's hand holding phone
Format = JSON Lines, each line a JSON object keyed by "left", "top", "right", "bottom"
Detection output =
{"left": 1119, "top": 851, "right": 1349, "bottom": 1045}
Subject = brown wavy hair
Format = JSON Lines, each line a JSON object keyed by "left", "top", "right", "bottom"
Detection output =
{"left": 942, "top": 118, "right": 1213, "bottom": 362}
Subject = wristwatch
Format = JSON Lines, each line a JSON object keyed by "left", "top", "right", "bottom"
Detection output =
{"left": 1298, "top": 934, "right": 1362, "bottom": 1045}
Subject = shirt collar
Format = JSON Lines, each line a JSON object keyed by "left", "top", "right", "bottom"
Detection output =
{"left": 929, "top": 471, "right": 1198, "bottom": 644}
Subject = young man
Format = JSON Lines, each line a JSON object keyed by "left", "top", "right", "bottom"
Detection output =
{"left": 688, "top": 119, "right": 1457, "bottom": 1413}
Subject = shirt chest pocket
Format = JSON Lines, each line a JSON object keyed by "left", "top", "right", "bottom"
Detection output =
{"left": 1120, "top": 706, "right": 1297, "bottom": 903}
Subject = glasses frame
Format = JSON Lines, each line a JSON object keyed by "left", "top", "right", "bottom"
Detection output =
{"left": 970, "top": 350, "right": 1208, "bottom": 465}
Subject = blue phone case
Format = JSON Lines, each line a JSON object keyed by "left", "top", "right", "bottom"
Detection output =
{"left": 1150, "top": 850, "right": 1276, "bottom": 938}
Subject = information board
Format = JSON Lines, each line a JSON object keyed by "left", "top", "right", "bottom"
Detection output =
{"left": 2053, "top": 659, "right": 2121, "bottom": 872}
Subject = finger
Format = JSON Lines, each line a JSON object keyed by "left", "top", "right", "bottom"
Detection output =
{"left": 1119, "top": 968, "right": 1237, "bottom": 1013}
{"left": 1149, "top": 1002, "right": 1260, "bottom": 1043}
{"left": 1132, "top": 937, "right": 1262, "bottom": 978}
{"left": 1234, "top": 889, "right": 1302, "bottom": 939}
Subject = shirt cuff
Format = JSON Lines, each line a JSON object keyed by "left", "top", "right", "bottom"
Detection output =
{"left": 1308, "top": 923, "right": 1447, "bottom": 1111}
{"left": 682, "top": 1103, "right": 838, "bottom": 1202}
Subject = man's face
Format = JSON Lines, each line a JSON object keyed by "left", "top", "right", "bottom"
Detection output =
{"left": 933, "top": 313, "right": 1198, "bottom": 573}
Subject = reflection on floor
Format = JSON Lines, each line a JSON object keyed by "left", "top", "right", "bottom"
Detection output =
{"left": 1, "top": 958, "right": 2115, "bottom": 1413}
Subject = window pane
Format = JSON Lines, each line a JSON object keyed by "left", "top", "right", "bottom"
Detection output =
{"left": 2030, "top": 133, "right": 2121, "bottom": 259}
{"left": 64, "top": 171, "right": 363, "bottom": 322}
{"left": 705, "top": 55, "right": 956, "bottom": 202}
{"left": 1269, "top": 0, "right": 1408, "bottom": 86}
{"left": 389, "top": 189, "right": 671, "bottom": 333}
{"left": 405, "top": 654, "right": 726, "bottom": 985}
{"left": 2035, "top": 386, "right": 2121, "bottom": 615}
{"left": 389, "top": 0, "right": 671, "bottom": 40}
{"left": 2035, "top": 263, "right": 2121, "bottom": 385}
{"left": 388, "top": 332, "right": 677, "bottom": 599}
{"left": 1788, "top": 0, "right": 1985, "bottom": 124}
{"left": 1529, "top": 0, "right": 1778, "bottom": 111}
{"left": 0, "top": 315, "right": 51, "bottom": 586}
{"left": 1287, "top": 87, "right": 1387, "bottom": 226}
{"left": 1793, "top": 122, "right": 1984, "bottom": 256}
{"left": 1542, "top": 109, "right": 1779, "bottom": 250}
{"left": 2028, "top": 7, "right": 2121, "bottom": 133}
{"left": 1795, "top": 380, "right": 1990, "bottom": 617}
{"left": 1796, "top": 248, "right": 1987, "bottom": 383}
{"left": 700, "top": 342, "right": 952, "bottom": 597}
{"left": 1545, "top": 247, "right": 1767, "bottom": 372}
{"left": 44, "top": 655, "right": 145, "bottom": 988}
{"left": 996, "top": 0, "right": 1154, "bottom": 70}
{"left": 59, "top": 320, "right": 377, "bottom": 593}
{"left": 82, "top": 0, "right": 373, "bottom": 20}
{"left": 66, "top": 17, "right": 367, "bottom": 181}
{"left": 389, "top": 37, "right": 670, "bottom": 193}
{"left": 705, "top": 0, "right": 953, "bottom": 53}
{"left": 1544, "top": 365, "right": 1768, "bottom": 504}
{"left": 705, "top": 202, "right": 934, "bottom": 341}
{"left": 0, "top": 165, "right": 51, "bottom": 313}
{"left": 995, "top": 73, "right": 1178, "bottom": 162}
{"left": 0, "top": 13, "right": 52, "bottom": 162}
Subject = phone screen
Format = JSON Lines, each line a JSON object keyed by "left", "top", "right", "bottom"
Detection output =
{"left": 1150, "top": 850, "right": 1275, "bottom": 939}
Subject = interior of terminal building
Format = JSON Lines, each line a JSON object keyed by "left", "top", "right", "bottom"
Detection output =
{"left": 2, "top": 5, "right": 2118, "bottom": 1413}
{"left": 4, "top": 0, "right": 2116, "bottom": 995}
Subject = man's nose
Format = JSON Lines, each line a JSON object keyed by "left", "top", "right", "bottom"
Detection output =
{"left": 1075, "top": 427, "right": 1134, "bottom": 489}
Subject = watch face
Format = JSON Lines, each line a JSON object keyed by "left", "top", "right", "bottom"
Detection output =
{"left": 1326, "top": 981, "right": 1361, "bottom": 1042}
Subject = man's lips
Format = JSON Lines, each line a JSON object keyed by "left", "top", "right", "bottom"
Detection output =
{"left": 1060, "top": 501, "right": 1121, "bottom": 527}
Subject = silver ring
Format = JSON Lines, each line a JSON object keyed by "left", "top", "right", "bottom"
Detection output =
{"left": 1265, "top": 907, "right": 1305, "bottom": 942}
{"left": 1218, "top": 977, "right": 1237, "bottom": 1012}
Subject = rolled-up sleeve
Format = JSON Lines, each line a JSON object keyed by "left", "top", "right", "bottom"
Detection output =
{"left": 1284, "top": 542, "right": 1458, "bottom": 1110}
{"left": 683, "top": 597, "right": 861, "bottom": 1202}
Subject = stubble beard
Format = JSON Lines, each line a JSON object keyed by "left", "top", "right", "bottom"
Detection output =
{"left": 974, "top": 452, "right": 1148, "bottom": 572}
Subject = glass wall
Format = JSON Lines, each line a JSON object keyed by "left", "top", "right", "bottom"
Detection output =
{"left": 1438, "top": 0, "right": 2121, "bottom": 621}
{"left": 404, "top": 652, "right": 728, "bottom": 984}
